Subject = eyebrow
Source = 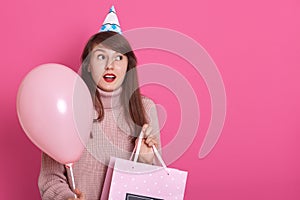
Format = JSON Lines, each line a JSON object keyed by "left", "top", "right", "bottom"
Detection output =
{"left": 93, "top": 48, "right": 123, "bottom": 56}
{"left": 93, "top": 49, "right": 106, "bottom": 53}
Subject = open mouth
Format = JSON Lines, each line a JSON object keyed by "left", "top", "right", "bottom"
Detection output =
{"left": 103, "top": 73, "right": 116, "bottom": 83}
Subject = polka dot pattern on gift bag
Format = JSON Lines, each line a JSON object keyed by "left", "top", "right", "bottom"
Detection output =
{"left": 108, "top": 158, "right": 188, "bottom": 200}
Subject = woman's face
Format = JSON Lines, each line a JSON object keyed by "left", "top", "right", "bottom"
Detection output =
{"left": 88, "top": 44, "right": 128, "bottom": 92}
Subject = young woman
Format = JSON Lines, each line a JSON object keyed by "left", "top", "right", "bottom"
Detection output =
{"left": 38, "top": 31, "right": 161, "bottom": 200}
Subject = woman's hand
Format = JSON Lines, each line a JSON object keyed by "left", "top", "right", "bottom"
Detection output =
{"left": 135, "top": 124, "right": 159, "bottom": 164}
{"left": 67, "top": 189, "right": 85, "bottom": 200}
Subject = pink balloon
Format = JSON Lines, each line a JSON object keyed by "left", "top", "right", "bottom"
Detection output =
{"left": 17, "top": 63, "right": 93, "bottom": 164}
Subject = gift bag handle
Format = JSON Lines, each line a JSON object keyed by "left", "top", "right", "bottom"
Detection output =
{"left": 131, "top": 130, "right": 168, "bottom": 172}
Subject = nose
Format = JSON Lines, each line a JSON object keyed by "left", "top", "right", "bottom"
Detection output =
{"left": 105, "top": 59, "right": 115, "bottom": 70}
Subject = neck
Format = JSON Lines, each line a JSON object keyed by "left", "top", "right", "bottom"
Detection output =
{"left": 97, "top": 86, "right": 122, "bottom": 109}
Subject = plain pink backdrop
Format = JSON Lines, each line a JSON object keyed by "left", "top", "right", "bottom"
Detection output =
{"left": 1, "top": 0, "right": 300, "bottom": 199}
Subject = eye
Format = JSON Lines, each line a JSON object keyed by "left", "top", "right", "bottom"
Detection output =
{"left": 97, "top": 54, "right": 106, "bottom": 60}
{"left": 115, "top": 55, "right": 123, "bottom": 61}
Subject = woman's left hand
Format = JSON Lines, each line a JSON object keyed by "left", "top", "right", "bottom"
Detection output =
{"left": 135, "top": 124, "right": 158, "bottom": 164}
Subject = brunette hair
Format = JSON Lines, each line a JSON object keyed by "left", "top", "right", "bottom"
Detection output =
{"left": 81, "top": 31, "right": 147, "bottom": 136}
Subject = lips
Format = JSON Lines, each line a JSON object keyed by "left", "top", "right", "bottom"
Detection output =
{"left": 103, "top": 73, "right": 116, "bottom": 83}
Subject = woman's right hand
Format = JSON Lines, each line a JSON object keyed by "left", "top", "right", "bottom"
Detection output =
{"left": 67, "top": 189, "right": 85, "bottom": 200}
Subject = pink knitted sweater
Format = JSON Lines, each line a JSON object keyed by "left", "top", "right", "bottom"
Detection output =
{"left": 38, "top": 87, "right": 161, "bottom": 200}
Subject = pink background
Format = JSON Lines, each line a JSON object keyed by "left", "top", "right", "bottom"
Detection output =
{"left": 1, "top": 0, "right": 300, "bottom": 199}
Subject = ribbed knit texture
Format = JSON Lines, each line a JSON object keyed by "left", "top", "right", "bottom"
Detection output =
{"left": 38, "top": 86, "right": 161, "bottom": 200}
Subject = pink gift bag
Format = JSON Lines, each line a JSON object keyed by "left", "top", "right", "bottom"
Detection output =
{"left": 100, "top": 132, "right": 188, "bottom": 200}
{"left": 101, "top": 157, "right": 117, "bottom": 200}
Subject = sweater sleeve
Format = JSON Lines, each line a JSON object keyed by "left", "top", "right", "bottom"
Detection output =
{"left": 142, "top": 96, "right": 162, "bottom": 153}
{"left": 38, "top": 152, "right": 75, "bottom": 200}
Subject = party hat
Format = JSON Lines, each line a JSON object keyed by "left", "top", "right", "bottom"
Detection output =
{"left": 99, "top": 5, "right": 122, "bottom": 34}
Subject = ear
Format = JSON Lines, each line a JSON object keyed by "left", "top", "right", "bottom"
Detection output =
{"left": 87, "top": 65, "right": 91, "bottom": 72}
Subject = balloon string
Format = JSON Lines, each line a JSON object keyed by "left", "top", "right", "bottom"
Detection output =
{"left": 65, "top": 163, "right": 77, "bottom": 198}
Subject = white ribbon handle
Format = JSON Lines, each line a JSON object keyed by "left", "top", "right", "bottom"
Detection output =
{"left": 133, "top": 129, "right": 145, "bottom": 162}
{"left": 131, "top": 130, "right": 168, "bottom": 173}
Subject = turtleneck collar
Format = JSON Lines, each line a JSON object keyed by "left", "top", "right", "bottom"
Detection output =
{"left": 97, "top": 86, "right": 123, "bottom": 109}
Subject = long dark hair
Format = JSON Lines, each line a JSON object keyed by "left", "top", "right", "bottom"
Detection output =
{"left": 81, "top": 31, "right": 147, "bottom": 136}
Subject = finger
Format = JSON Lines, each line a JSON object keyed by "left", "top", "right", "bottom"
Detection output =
{"left": 79, "top": 192, "right": 85, "bottom": 200}
{"left": 74, "top": 189, "right": 84, "bottom": 199}
{"left": 152, "top": 139, "right": 158, "bottom": 147}
{"left": 148, "top": 141, "right": 155, "bottom": 147}
{"left": 74, "top": 188, "right": 81, "bottom": 195}
{"left": 148, "top": 140, "right": 158, "bottom": 147}
{"left": 145, "top": 136, "right": 157, "bottom": 146}
{"left": 145, "top": 135, "right": 153, "bottom": 144}
{"left": 140, "top": 143, "right": 154, "bottom": 156}
{"left": 75, "top": 189, "right": 85, "bottom": 200}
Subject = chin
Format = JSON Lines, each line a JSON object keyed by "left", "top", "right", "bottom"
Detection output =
{"left": 100, "top": 87, "right": 113, "bottom": 92}
{"left": 98, "top": 85, "right": 115, "bottom": 92}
